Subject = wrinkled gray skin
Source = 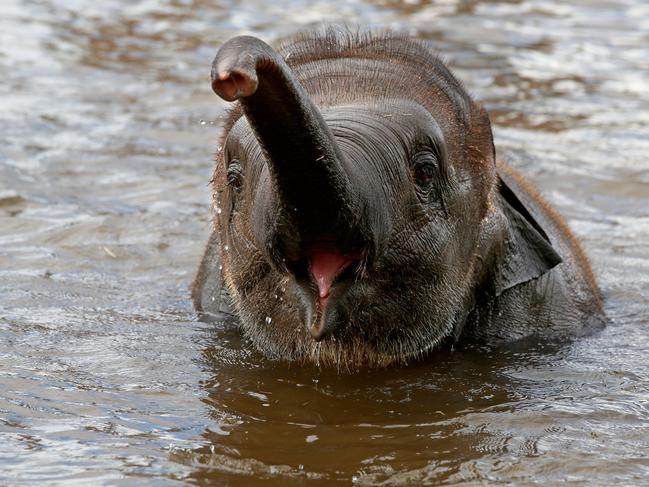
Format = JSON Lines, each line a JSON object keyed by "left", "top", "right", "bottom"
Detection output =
{"left": 193, "top": 29, "right": 605, "bottom": 368}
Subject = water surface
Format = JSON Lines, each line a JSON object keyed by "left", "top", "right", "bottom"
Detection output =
{"left": 1, "top": 0, "right": 648, "bottom": 485}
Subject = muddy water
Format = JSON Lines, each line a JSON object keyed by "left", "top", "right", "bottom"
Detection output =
{"left": 1, "top": 0, "right": 648, "bottom": 485}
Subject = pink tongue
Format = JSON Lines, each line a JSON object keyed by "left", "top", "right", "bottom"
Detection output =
{"left": 308, "top": 252, "right": 353, "bottom": 299}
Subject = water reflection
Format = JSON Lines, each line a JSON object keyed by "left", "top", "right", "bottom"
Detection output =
{"left": 184, "top": 317, "right": 577, "bottom": 484}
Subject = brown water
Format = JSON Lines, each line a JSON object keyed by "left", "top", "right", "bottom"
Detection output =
{"left": 1, "top": 0, "right": 648, "bottom": 485}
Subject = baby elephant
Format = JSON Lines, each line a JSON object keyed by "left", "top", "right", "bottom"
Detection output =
{"left": 192, "top": 29, "right": 604, "bottom": 367}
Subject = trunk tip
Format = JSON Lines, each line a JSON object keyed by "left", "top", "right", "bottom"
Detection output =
{"left": 211, "top": 68, "right": 258, "bottom": 101}
{"left": 211, "top": 37, "right": 271, "bottom": 101}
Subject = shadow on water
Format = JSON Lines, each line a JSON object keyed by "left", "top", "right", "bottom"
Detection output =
{"left": 171, "top": 313, "right": 579, "bottom": 485}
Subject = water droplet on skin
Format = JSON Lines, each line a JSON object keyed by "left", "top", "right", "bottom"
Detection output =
{"left": 216, "top": 207, "right": 222, "bottom": 214}
{"left": 298, "top": 464, "right": 304, "bottom": 471}
{"left": 305, "top": 434, "right": 318, "bottom": 443}
{"left": 224, "top": 245, "right": 229, "bottom": 251}
{"left": 265, "top": 316, "right": 272, "bottom": 325}
{"left": 210, "top": 445, "right": 215, "bottom": 454}
{"left": 218, "top": 264, "right": 223, "bottom": 271}
{"left": 200, "top": 119, "right": 206, "bottom": 125}
{"left": 217, "top": 145, "right": 222, "bottom": 152}
{"left": 273, "top": 294, "right": 278, "bottom": 299}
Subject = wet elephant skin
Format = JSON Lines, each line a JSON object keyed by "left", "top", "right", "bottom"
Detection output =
{"left": 193, "top": 29, "right": 605, "bottom": 368}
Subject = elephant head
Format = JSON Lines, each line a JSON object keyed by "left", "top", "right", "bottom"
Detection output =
{"left": 203, "top": 29, "right": 562, "bottom": 367}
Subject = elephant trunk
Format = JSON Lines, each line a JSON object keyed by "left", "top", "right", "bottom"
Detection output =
{"left": 211, "top": 36, "right": 369, "bottom": 264}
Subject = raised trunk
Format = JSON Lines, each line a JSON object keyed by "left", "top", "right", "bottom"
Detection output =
{"left": 211, "top": 36, "right": 365, "bottom": 260}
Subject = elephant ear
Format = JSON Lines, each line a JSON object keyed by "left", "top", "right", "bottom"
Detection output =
{"left": 491, "top": 172, "right": 563, "bottom": 297}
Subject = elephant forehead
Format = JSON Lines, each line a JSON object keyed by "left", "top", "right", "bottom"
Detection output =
{"left": 227, "top": 101, "right": 447, "bottom": 154}
{"left": 321, "top": 103, "right": 448, "bottom": 158}
{"left": 292, "top": 55, "right": 472, "bottom": 125}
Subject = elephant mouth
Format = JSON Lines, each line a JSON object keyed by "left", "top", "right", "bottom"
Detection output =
{"left": 286, "top": 241, "right": 363, "bottom": 340}
{"left": 308, "top": 250, "right": 355, "bottom": 301}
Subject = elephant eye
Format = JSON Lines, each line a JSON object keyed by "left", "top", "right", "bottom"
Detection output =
{"left": 412, "top": 151, "right": 438, "bottom": 191}
{"left": 227, "top": 158, "right": 244, "bottom": 191}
